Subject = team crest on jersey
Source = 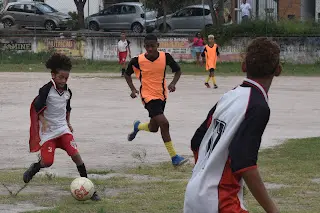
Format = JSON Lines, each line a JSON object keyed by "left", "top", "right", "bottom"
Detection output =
{"left": 64, "top": 91, "right": 70, "bottom": 100}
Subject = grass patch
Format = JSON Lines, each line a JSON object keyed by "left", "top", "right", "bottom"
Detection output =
{"left": 87, "top": 169, "right": 115, "bottom": 175}
{"left": 1, "top": 50, "right": 320, "bottom": 75}
{"left": 1, "top": 138, "right": 320, "bottom": 212}
{"left": 0, "top": 61, "right": 320, "bottom": 76}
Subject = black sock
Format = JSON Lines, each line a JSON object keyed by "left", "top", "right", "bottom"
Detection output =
{"left": 33, "top": 161, "right": 42, "bottom": 173}
{"left": 121, "top": 68, "right": 125, "bottom": 74}
{"left": 77, "top": 163, "right": 88, "bottom": 178}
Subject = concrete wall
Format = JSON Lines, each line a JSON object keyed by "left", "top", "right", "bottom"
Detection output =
{"left": 2, "top": 35, "right": 320, "bottom": 64}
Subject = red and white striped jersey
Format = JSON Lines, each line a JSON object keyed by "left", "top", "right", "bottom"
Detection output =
{"left": 184, "top": 78, "right": 270, "bottom": 213}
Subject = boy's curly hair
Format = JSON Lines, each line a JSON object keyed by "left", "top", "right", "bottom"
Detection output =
{"left": 245, "top": 37, "right": 280, "bottom": 78}
{"left": 45, "top": 53, "right": 72, "bottom": 73}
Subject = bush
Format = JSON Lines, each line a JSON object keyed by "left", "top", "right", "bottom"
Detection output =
{"left": 203, "top": 19, "right": 320, "bottom": 45}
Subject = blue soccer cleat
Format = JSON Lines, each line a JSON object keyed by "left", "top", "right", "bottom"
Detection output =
{"left": 172, "top": 155, "right": 188, "bottom": 167}
{"left": 127, "top": 120, "right": 141, "bottom": 141}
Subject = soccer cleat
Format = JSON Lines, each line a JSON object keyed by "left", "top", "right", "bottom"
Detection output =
{"left": 214, "top": 84, "right": 218, "bottom": 89}
{"left": 23, "top": 163, "right": 40, "bottom": 183}
{"left": 90, "top": 191, "right": 101, "bottom": 201}
{"left": 172, "top": 155, "right": 188, "bottom": 167}
{"left": 205, "top": 82, "right": 210, "bottom": 88}
{"left": 127, "top": 120, "right": 141, "bottom": 141}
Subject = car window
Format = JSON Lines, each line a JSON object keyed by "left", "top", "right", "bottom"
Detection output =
{"left": 112, "top": 5, "right": 122, "bottom": 14}
{"left": 190, "top": 8, "right": 205, "bottom": 16}
{"left": 36, "top": 3, "right": 56, "bottom": 13}
{"left": 174, "top": 8, "right": 193, "bottom": 17}
{"left": 24, "top": 4, "right": 37, "bottom": 13}
{"left": 104, "top": 5, "right": 121, "bottom": 15}
{"left": 204, "top": 9, "right": 210, "bottom": 16}
{"left": 103, "top": 6, "right": 113, "bottom": 15}
{"left": 7, "top": 4, "right": 24, "bottom": 12}
{"left": 120, "top": 5, "right": 136, "bottom": 14}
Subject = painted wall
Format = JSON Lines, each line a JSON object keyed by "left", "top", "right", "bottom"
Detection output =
{"left": 2, "top": 36, "right": 320, "bottom": 64}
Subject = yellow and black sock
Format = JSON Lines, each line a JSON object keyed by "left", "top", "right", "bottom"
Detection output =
{"left": 211, "top": 76, "right": 217, "bottom": 85}
{"left": 138, "top": 122, "right": 150, "bottom": 132}
{"left": 205, "top": 76, "right": 210, "bottom": 83}
{"left": 164, "top": 141, "right": 177, "bottom": 158}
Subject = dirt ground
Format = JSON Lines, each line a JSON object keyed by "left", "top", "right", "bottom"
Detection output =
{"left": 0, "top": 73, "right": 319, "bottom": 177}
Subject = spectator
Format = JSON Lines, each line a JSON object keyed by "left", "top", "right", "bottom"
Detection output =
{"left": 190, "top": 32, "right": 205, "bottom": 66}
{"left": 236, "top": 0, "right": 252, "bottom": 23}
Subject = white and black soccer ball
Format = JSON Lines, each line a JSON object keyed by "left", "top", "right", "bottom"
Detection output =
{"left": 70, "top": 177, "right": 95, "bottom": 201}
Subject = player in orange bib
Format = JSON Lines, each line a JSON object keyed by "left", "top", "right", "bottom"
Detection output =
{"left": 124, "top": 34, "right": 188, "bottom": 167}
{"left": 202, "top": 35, "right": 220, "bottom": 89}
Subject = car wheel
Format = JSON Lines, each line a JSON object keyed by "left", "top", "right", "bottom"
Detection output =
{"left": 159, "top": 24, "right": 170, "bottom": 33}
{"left": 89, "top": 22, "right": 99, "bottom": 31}
{"left": 132, "top": 23, "right": 143, "bottom": 33}
{"left": 3, "top": 19, "right": 14, "bottom": 28}
{"left": 45, "top": 21, "right": 56, "bottom": 31}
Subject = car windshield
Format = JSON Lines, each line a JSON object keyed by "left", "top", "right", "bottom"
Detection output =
{"left": 36, "top": 3, "right": 57, "bottom": 13}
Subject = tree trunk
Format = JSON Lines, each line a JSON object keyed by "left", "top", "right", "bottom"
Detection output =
{"left": 74, "top": 0, "right": 87, "bottom": 29}
{"left": 162, "top": 0, "right": 168, "bottom": 32}
{"left": 218, "top": 0, "right": 224, "bottom": 25}
{"left": 207, "top": 0, "right": 217, "bottom": 26}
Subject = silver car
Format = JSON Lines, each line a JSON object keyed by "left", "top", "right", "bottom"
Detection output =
{"left": 156, "top": 5, "right": 213, "bottom": 32}
{"left": 85, "top": 2, "right": 157, "bottom": 33}
{"left": 0, "top": 1, "right": 72, "bottom": 30}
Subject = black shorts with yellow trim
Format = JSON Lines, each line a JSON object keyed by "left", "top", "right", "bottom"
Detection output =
{"left": 145, "top": 99, "right": 166, "bottom": 118}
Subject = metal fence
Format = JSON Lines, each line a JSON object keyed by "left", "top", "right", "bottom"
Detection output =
{"left": 235, "top": 0, "right": 278, "bottom": 24}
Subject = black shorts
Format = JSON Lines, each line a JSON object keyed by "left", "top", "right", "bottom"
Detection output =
{"left": 145, "top": 99, "right": 166, "bottom": 118}
{"left": 209, "top": 68, "right": 215, "bottom": 74}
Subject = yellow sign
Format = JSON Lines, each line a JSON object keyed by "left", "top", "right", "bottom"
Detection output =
{"left": 37, "top": 39, "right": 84, "bottom": 58}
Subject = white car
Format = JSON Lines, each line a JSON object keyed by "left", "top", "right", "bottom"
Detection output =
{"left": 85, "top": 2, "right": 157, "bottom": 33}
{"left": 156, "top": 5, "right": 213, "bottom": 32}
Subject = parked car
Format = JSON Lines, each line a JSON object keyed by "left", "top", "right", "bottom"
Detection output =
{"left": 0, "top": 1, "right": 72, "bottom": 30}
{"left": 156, "top": 5, "right": 213, "bottom": 32}
{"left": 85, "top": 2, "right": 157, "bottom": 33}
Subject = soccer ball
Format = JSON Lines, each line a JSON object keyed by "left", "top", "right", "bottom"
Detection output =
{"left": 70, "top": 177, "right": 95, "bottom": 201}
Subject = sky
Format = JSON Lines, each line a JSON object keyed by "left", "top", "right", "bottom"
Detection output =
{"left": 45, "top": 0, "right": 103, "bottom": 17}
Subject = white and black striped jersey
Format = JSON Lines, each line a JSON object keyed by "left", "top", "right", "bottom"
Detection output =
{"left": 184, "top": 78, "right": 270, "bottom": 213}
{"left": 33, "top": 79, "right": 72, "bottom": 145}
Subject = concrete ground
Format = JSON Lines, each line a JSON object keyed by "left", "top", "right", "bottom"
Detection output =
{"left": 0, "top": 73, "right": 319, "bottom": 177}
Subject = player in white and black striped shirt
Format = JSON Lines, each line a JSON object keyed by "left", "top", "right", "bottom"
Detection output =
{"left": 24, "top": 53, "right": 101, "bottom": 201}
{"left": 184, "top": 38, "right": 281, "bottom": 213}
